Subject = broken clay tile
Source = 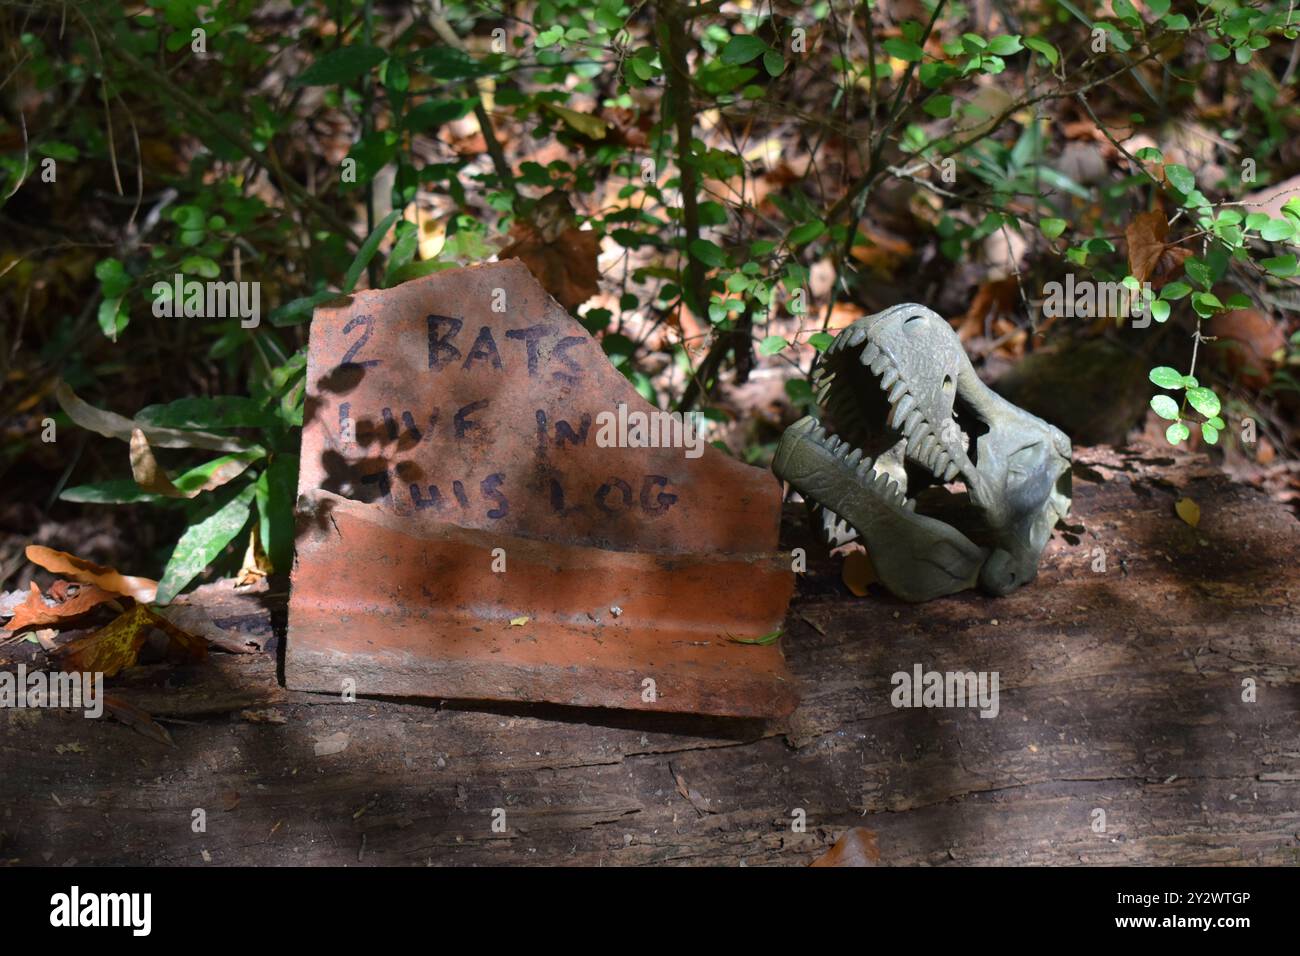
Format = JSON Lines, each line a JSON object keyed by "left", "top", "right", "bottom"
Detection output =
{"left": 285, "top": 259, "right": 798, "bottom": 718}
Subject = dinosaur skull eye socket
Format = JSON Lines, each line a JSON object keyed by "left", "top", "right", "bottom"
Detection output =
{"left": 942, "top": 375, "right": 954, "bottom": 395}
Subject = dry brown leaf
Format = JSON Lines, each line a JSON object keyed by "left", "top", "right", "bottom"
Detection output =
{"left": 842, "top": 550, "right": 875, "bottom": 597}
{"left": 810, "top": 827, "right": 881, "bottom": 866}
{"left": 26, "top": 545, "right": 158, "bottom": 603}
{"left": 55, "top": 382, "right": 255, "bottom": 453}
{"left": 500, "top": 223, "right": 601, "bottom": 312}
{"left": 958, "top": 277, "right": 1018, "bottom": 341}
{"left": 849, "top": 229, "right": 913, "bottom": 276}
{"left": 3, "top": 581, "right": 122, "bottom": 633}
{"left": 129, "top": 429, "right": 257, "bottom": 499}
{"left": 1126, "top": 209, "right": 1190, "bottom": 286}
{"left": 103, "top": 693, "right": 175, "bottom": 747}
{"left": 155, "top": 602, "right": 259, "bottom": 654}
{"left": 57, "top": 603, "right": 207, "bottom": 677}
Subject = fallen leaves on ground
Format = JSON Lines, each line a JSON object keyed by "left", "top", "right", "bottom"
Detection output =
{"left": 1175, "top": 497, "right": 1201, "bottom": 528}
{"left": 3, "top": 581, "right": 122, "bottom": 634}
{"left": 154, "top": 602, "right": 261, "bottom": 654}
{"left": 842, "top": 550, "right": 876, "bottom": 596}
{"left": 103, "top": 693, "right": 175, "bottom": 747}
{"left": 314, "top": 731, "right": 349, "bottom": 756}
{"left": 25, "top": 545, "right": 158, "bottom": 602}
{"left": 810, "top": 827, "right": 881, "bottom": 867}
{"left": 727, "top": 629, "right": 782, "bottom": 645}
{"left": 1207, "top": 308, "right": 1286, "bottom": 389}
{"left": 56, "top": 603, "right": 207, "bottom": 677}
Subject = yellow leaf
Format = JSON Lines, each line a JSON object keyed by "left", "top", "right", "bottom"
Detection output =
{"left": 842, "top": 550, "right": 875, "bottom": 597}
{"left": 57, "top": 603, "right": 207, "bottom": 677}
{"left": 508, "top": 616, "right": 530, "bottom": 627}
{"left": 543, "top": 104, "right": 608, "bottom": 140}
{"left": 1175, "top": 497, "right": 1200, "bottom": 527}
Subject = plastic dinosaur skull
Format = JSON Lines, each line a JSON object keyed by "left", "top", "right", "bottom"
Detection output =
{"left": 773, "top": 303, "right": 1072, "bottom": 602}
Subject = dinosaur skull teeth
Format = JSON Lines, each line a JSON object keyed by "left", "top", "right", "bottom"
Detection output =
{"left": 889, "top": 392, "right": 915, "bottom": 428}
{"left": 775, "top": 303, "right": 1073, "bottom": 603}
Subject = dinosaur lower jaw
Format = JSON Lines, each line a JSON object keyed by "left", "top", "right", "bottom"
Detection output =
{"left": 772, "top": 417, "right": 913, "bottom": 522}
{"left": 773, "top": 418, "right": 990, "bottom": 602}
{"left": 815, "top": 330, "right": 972, "bottom": 486}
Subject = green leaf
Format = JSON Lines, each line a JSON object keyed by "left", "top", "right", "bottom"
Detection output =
{"left": 61, "top": 480, "right": 167, "bottom": 505}
{"left": 883, "top": 37, "right": 925, "bottom": 62}
{"left": 1165, "top": 421, "right": 1190, "bottom": 445}
{"left": 1150, "top": 300, "right": 1170, "bottom": 323}
{"left": 720, "top": 35, "right": 769, "bottom": 65}
{"left": 179, "top": 255, "right": 220, "bottom": 279}
{"left": 1023, "top": 36, "right": 1059, "bottom": 64}
{"left": 342, "top": 209, "right": 404, "bottom": 293}
{"left": 785, "top": 379, "right": 813, "bottom": 404}
{"left": 1159, "top": 281, "right": 1191, "bottom": 300}
{"left": 95, "top": 258, "right": 131, "bottom": 298}
{"left": 1261, "top": 254, "right": 1298, "bottom": 277}
{"left": 137, "top": 396, "right": 278, "bottom": 431}
{"left": 763, "top": 50, "right": 785, "bottom": 76}
{"left": 1201, "top": 422, "right": 1219, "bottom": 445}
{"left": 1148, "top": 366, "right": 1184, "bottom": 389}
{"left": 403, "top": 98, "right": 475, "bottom": 133}
{"left": 689, "top": 238, "right": 728, "bottom": 268}
{"left": 155, "top": 482, "right": 257, "bottom": 605}
{"left": 758, "top": 335, "right": 788, "bottom": 356}
{"left": 1260, "top": 218, "right": 1296, "bottom": 242}
{"left": 809, "top": 332, "right": 834, "bottom": 351}
{"left": 923, "top": 95, "right": 954, "bottom": 118}
{"left": 1185, "top": 386, "right": 1221, "bottom": 418}
{"left": 296, "top": 45, "right": 387, "bottom": 86}
{"left": 543, "top": 103, "right": 609, "bottom": 139}
{"left": 418, "top": 46, "right": 494, "bottom": 81}
{"left": 1164, "top": 164, "right": 1196, "bottom": 194}
{"left": 256, "top": 453, "right": 298, "bottom": 575}
{"left": 1191, "top": 292, "right": 1223, "bottom": 317}
{"left": 986, "top": 35, "right": 1023, "bottom": 56}
{"left": 98, "top": 296, "right": 128, "bottom": 340}
{"left": 1039, "top": 218, "right": 1067, "bottom": 239}
{"left": 1150, "top": 394, "right": 1180, "bottom": 421}
{"left": 788, "top": 221, "right": 826, "bottom": 246}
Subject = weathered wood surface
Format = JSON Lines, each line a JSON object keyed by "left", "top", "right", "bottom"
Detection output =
{"left": 2, "top": 444, "right": 1298, "bottom": 866}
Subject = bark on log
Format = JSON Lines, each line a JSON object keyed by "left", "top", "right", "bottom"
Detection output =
{"left": 1, "top": 445, "right": 1297, "bottom": 866}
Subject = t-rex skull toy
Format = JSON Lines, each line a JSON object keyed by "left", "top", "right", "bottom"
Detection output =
{"left": 772, "top": 303, "right": 1072, "bottom": 602}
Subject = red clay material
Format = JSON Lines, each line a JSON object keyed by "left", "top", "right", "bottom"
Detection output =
{"left": 285, "top": 260, "right": 797, "bottom": 717}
